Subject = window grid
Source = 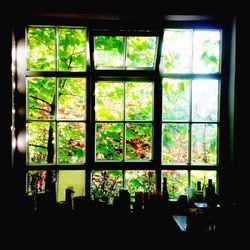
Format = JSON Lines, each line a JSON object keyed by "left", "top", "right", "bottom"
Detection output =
{"left": 23, "top": 24, "right": 223, "bottom": 201}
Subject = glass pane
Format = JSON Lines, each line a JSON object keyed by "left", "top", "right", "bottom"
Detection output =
{"left": 95, "top": 82, "right": 123, "bottom": 121}
{"left": 27, "top": 122, "right": 56, "bottom": 164}
{"left": 58, "top": 28, "right": 86, "bottom": 71}
{"left": 91, "top": 170, "right": 123, "bottom": 203}
{"left": 192, "top": 80, "right": 219, "bottom": 122}
{"left": 126, "top": 36, "right": 157, "bottom": 68}
{"left": 27, "top": 27, "right": 55, "bottom": 71}
{"left": 162, "top": 79, "right": 190, "bottom": 121}
{"left": 27, "top": 170, "right": 56, "bottom": 195}
{"left": 58, "top": 78, "right": 86, "bottom": 120}
{"left": 58, "top": 122, "right": 86, "bottom": 164}
{"left": 192, "top": 124, "right": 217, "bottom": 164}
{"left": 57, "top": 170, "right": 85, "bottom": 202}
{"left": 126, "top": 82, "right": 153, "bottom": 121}
{"left": 125, "top": 170, "right": 156, "bottom": 197}
{"left": 126, "top": 123, "right": 152, "bottom": 161}
{"left": 162, "top": 170, "right": 188, "bottom": 199}
{"left": 191, "top": 170, "right": 217, "bottom": 193}
{"left": 96, "top": 123, "right": 123, "bottom": 161}
{"left": 94, "top": 36, "right": 124, "bottom": 68}
{"left": 193, "top": 30, "right": 221, "bottom": 73}
{"left": 162, "top": 123, "right": 188, "bottom": 164}
{"left": 28, "top": 77, "right": 56, "bottom": 120}
{"left": 162, "top": 29, "right": 192, "bottom": 73}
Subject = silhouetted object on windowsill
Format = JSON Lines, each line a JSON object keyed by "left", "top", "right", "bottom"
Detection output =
{"left": 195, "top": 181, "right": 204, "bottom": 203}
{"left": 205, "top": 179, "right": 218, "bottom": 207}
{"left": 65, "top": 188, "right": 74, "bottom": 210}
{"left": 113, "top": 189, "right": 130, "bottom": 215}
{"left": 134, "top": 191, "right": 144, "bottom": 213}
{"left": 162, "top": 177, "right": 170, "bottom": 201}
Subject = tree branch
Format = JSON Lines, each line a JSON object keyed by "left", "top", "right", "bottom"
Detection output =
{"left": 29, "top": 144, "right": 48, "bottom": 149}
{"left": 30, "top": 95, "right": 52, "bottom": 106}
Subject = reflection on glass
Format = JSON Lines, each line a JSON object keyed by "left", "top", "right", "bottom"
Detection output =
{"left": 162, "top": 123, "right": 188, "bottom": 164}
{"left": 162, "top": 79, "right": 190, "bottom": 121}
{"left": 91, "top": 170, "right": 123, "bottom": 202}
{"left": 58, "top": 28, "right": 86, "bottom": 71}
{"left": 162, "top": 170, "right": 188, "bottom": 199}
{"left": 126, "top": 123, "right": 152, "bottom": 161}
{"left": 58, "top": 78, "right": 86, "bottom": 120}
{"left": 96, "top": 123, "right": 123, "bottom": 161}
{"left": 126, "top": 36, "right": 157, "bottom": 68}
{"left": 193, "top": 30, "right": 221, "bottom": 73}
{"left": 28, "top": 77, "right": 56, "bottom": 120}
{"left": 192, "top": 124, "right": 217, "bottom": 164}
{"left": 27, "top": 122, "right": 56, "bottom": 164}
{"left": 57, "top": 170, "right": 85, "bottom": 202}
{"left": 126, "top": 82, "right": 153, "bottom": 121}
{"left": 125, "top": 170, "right": 156, "bottom": 197}
{"left": 95, "top": 82, "right": 124, "bottom": 121}
{"left": 58, "top": 122, "right": 86, "bottom": 164}
{"left": 94, "top": 36, "right": 124, "bottom": 68}
{"left": 192, "top": 79, "right": 219, "bottom": 122}
{"left": 27, "top": 27, "right": 55, "bottom": 71}
{"left": 162, "top": 29, "right": 192, "bottom": 73}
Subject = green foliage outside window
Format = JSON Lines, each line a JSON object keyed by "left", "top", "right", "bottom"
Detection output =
{"left": 25, "top": 25, "right": 221, "bottom": 200}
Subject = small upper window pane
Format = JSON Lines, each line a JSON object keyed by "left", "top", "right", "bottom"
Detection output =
{"left": 58, "top": 78, "right": 86, "bottom": 120}
{"left": 27, "top": 27, "right": 56, "bottom": 71}
{"left": 192, "top": 79, "right": 219, "bottom": 122}
{"left": 95, "top": 82, "right": 124, "bottom": 121}
{"left": 126, "top": 82, "right": 153, "bottom": 121}
{"left": 126, "top": 36, "right": 157, "bottom": 68}
{"left": 94, "top": 36, "right": 125, "bottom": 68}
{"left": 27, "top": 77, "right": 56, "bottom": 120}
{"left": 58, "top": 28, "right": 87, "bottom": 72}
{"left": 162, "top": 30, "right": 192, "bottom": 73}
{"left": 162, "top": 79, "right": 190, "bottom": 121}
{"left": 193, "top": 30, "right": 221, "bottom": 73}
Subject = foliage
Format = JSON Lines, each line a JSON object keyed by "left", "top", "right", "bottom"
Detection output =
{"left": 91, "top": 170, "right": 123, "bottom": 201}
{"left": 26, "top": 26, "right": 220, "bottom": 199}
{"left": 125, "top": 170, "right": 156, "bottom": 196}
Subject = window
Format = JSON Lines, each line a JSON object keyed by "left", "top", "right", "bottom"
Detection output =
{"left": 12, "top": 16, "right": 230, "bottom": 206}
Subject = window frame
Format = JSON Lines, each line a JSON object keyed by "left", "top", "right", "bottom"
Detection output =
{"left": 12, "top": 15, "right": 233, "bottom": 202}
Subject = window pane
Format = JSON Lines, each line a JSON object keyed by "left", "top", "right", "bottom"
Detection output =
{"left": 192, "top": 80, "right": 219, "bottom": 122}
{"left": 162, "top": 123, "right": 188, "bottom": 164}
{"left": 58, "top": 28, "right": 86, "bottom": 71}
{"left": 162, "top": 79, "right": 190, "bottom": 121}
{"left": 27, "top": 170, "right": 56, "bottom": 195}
{"left": 162, "top": 170, "right": 188, "bottom": 199}
{"left": 192, "top": 124, "right": 217, "bottom": 164}
{"left": 193, "top": 30, "right": 221, "bottom": 73}
{"left": 126, "top": 123, "right": 152, "bottom": 161}
{"left": 27, "top": 122, "right": 56, "bottom": 164}
{"left": 95, "top": 82, "right": 123, "bottom": 121}
{"left": 191, "top": 170, "right": 217, "bottom": 192}
{"left": 27, "top": 27, "right": 55, "bottom": 71}
{"left": 125, "top": 170, "right": 156, "bottom": 197}
{"left": 91, "top": 170, "right": 123, "bottom": 202}
{"left": 126, "top": 36, "right": 157, "bottom": 68}
{"left": 58, "top": 122, "right": 86, "bottom": 164}
{"left": 96, "top": 123, "right": 123, "bottom": 161}
{"left": 94, "top": 36, "right": 124, "bottom": 68}
{"left": 57, "top": 170, "right": 85, "bottom": 202}
{"left": 28, "top": 77, "right": 56, "bottom": 120}
{"left": 162, "top": 30, "right": 192, "bottom": 73}
{"left": 126, "top": 82, "right": 153, "bottom": 121}
{"left": 58, "top": 78, "right": 86, "bottom": 120}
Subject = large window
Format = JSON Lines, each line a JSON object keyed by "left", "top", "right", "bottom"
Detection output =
{"left": 13, "top": 17, "right": 227, "bottom": 205}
